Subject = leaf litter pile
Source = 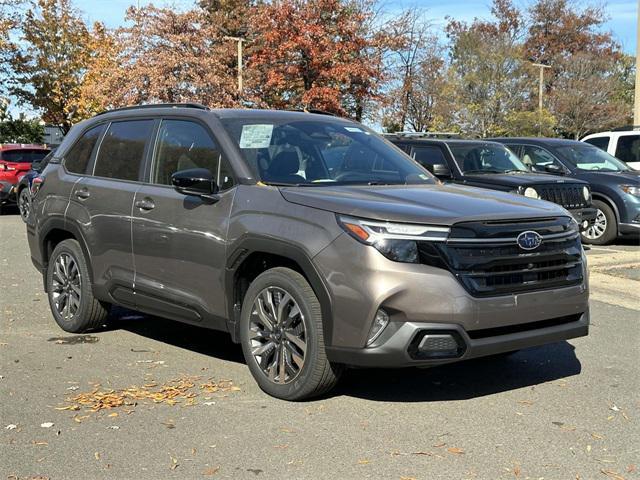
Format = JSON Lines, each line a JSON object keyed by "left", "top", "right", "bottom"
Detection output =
{"left": 57, "top": 376, "right": 240, "bottom": 417}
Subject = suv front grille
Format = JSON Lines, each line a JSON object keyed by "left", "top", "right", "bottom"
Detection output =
{"left": 419, "top": 217, "right": 584, "bottom": 297}
{"left": 538, "top": 185, "right": 587, "bottom": 209}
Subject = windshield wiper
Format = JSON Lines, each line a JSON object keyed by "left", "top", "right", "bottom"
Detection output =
{"left": 463, "top": 169, "right": 504, "bottom": 174}
{"left": 503, "top": 169, "right": 529, "bottom": 174}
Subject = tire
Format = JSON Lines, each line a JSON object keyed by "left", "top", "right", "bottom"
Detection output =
{"left": 239, "top": 267, "right": 342, "bottom": 400}
{"left": 17, "top": 187, "right": 31, "bottom": 222}
{"left": 46, "top": 239, "right": 110, "bottom": 333}
{"left": 581, "top": 199, "right": 617, "bottom": 245}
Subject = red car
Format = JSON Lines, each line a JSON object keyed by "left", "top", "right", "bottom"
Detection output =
{"left": 0, "top": 144, "right": 51, "bottom": 212}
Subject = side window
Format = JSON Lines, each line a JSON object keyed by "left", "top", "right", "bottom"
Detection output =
{"left": 522, "top": 146, "right": 563, "bottom": 172}
{"left": 64, "top": 125, "right": 105, "bottom": 174}
{"left": 615, "top": 135, "right": 640, "bottom": 164}
{"left": 94, "top": 120, "right": 154, "bottom": 181}
{"left": 153, "top": 120, "right": 233, "bottom": 188}
{"left": 584, "top": 136, "right": 609, "bottom": 150}
{"left": 412, "top": 146, "right": 448, "bottom": 172}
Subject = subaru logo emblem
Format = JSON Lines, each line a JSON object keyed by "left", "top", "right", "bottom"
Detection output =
{"left": 517, "top": 231, "right": 542, "bottom": 250}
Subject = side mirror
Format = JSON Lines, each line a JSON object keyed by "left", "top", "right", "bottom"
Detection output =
{"left": 432, "top": 163, "right": 452, "bottom": 178}
{"left": 171, "top": 168, "right": 219, "bottom": 200}
{"left": 544, "top": 164, "right": 564, "bottom": 174}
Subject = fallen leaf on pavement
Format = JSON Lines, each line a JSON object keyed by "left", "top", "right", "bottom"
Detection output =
{"left": 357, "top": 459, "right": 370, "bottom": 465}
{"left": 170, "top": 456, "right": 179, "bottom": 470}
{"left": 447, "top": 447, "right": 465, "bottom": 455}
{"left": 40, "top": 422, "right": 54, "bottom": 428}
{"left": 5, "top": 424, "right": 17, "bottom": 430}
{"left": 203, "top": 466, "right": 220, "bottom": 476}
{"left": 433, "top": 442, "right": 446, "bottom": 448}
{"left": 513, "top": 464, "right": 521, "bottom": 477}
{"left": 600, "top": 469, "right": 625, "bottom": 480}
{"left": 627, "top": 465, "right": 637, "bottom": 473}
{"left": 94, "top": 452, "right": 100, "bottom": 460}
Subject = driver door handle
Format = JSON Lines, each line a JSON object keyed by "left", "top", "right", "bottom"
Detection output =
{"left": 135, "top": 197, "right": 155, "bottom": 211}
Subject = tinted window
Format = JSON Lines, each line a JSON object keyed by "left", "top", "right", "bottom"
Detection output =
{"left": 448, "top": 143, "right": 528, "bottom": 173}
{"left": 584, "top": 136, "right": 609, "bottom": 150}
{"left": 65, "top": 125, "right": 105, "bottom": 174}
{"left": 153, "top": 120, "right": 224, "bottom": 186}
{"left": 521, "top": 145, "right": 563, "bottom": 172}
{"left": 94, "top": 120, "right": 153, "bottom": 181}
{"left": 1, "top": 149, "right": 50, "bottom": 163}
{"left": 615, "top": 135, "right": 640, "bottom": 164}
{"left": 412, "top": 146, "right": 448, "bottom": 172}
{"left": 220, "top": 119, "right": 434, "bottom": 186}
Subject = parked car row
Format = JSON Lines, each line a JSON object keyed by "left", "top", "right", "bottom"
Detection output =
{"left": 0, "top": 143, "right": 51, "bottom": 218}
{"left": 384, "top": 134, "right": 639, "bottom": 245}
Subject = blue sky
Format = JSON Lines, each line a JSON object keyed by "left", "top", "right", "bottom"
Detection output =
{"left": 77, "top": 0, "right": 638, "bottom": 54}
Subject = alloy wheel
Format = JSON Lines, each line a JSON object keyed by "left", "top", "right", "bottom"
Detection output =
{"left": 18, "top": 189, "right": 30, "bottom": 221}
{"left": 51, "top": 253, "right": 82, "bottom": 321}
{"left": 249, "top": 287, "right": 307, "bottom": 384}
{"left": 583, "top": 209, "right": 607, "bottom": 240}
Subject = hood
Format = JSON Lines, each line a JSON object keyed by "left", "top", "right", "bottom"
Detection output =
{"left": 279, "top": 183, "right": 568, "bottom": 225}
{"left": 464, "top": 172, "right": 586, "bottom": 188}
{"left": 577, "top": 170, "right": 640, "bottom": 185}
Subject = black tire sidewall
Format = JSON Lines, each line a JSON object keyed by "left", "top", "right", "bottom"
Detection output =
{"left": 239, "top": 268, "right": 322, "bottom": 400}
{"left": 18, "top": 188, "right": 30, "bottom": 221}
{"left": 582, "top": 200, "right": 617, "bottom": 245}
{"left": 46, "top": 240, "right": 95, "bottom": 333}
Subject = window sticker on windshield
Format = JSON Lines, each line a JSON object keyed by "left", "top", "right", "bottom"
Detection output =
{"left": 239, "top": 124, "right": 274, "bottom": 149}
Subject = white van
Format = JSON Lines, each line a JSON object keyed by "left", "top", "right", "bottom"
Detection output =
{"left": 582, "top": 128, "right": 640, "bottom": 170}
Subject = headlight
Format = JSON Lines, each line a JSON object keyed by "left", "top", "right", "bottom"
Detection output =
{"left": 620, "top": 185, "right": 640, "bottom": 197}
{"left": 582, "top": 186, "right": 590, "bottom": 201}
{"left": 523, "top": 187, "right": 540, "bottom": 199}
{"left": 337, "top": 215, "right": 450, "bottom": 263}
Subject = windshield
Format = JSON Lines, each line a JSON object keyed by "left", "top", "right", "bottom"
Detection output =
{"left": 0, "top": 149, "right": 50, "bottom": 163}
{"left": 220, "top": 118, "right": 435, "bottom": 186}
{"left": 448, "top": 143, "right": 529, "bottom": 174}
{"left": 556, "top": 144, "right": 630, "bottom": 172}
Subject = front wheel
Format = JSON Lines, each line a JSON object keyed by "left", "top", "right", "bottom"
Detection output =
{"left": 239, "top": 267, "right": 342, "bottom": 400}
{"left": 581, "top": 200, "right": 617, "bottom": 245}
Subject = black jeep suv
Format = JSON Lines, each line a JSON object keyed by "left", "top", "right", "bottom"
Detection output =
{"left": 386, "top": 136, "right": 597, "bottom": 232}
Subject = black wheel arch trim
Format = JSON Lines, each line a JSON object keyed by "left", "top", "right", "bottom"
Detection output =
{"left": 39, "top": 217, "right": 94, "bottom": 292}
{"left": 225, "top": 235, "right": 334, "bottom": 346}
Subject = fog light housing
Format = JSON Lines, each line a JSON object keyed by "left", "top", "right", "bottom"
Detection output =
{"left": 408, "top": 330, "right": 466, "bottom": 359}
{"left": 366, "top": 309, "right": 389, "bottom": 346}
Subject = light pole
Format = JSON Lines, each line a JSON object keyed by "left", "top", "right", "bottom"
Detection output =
{"left": 531, "top": 62, "right": 551, "bottom": 136}
{"left": 224, "top": 36, "right": 244, "bottom": 94}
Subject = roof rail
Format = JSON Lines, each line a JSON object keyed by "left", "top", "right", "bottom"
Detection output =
{"left": 383, "top": 131, "right": 462, "bottom": 139}
{"left": 288, "top": 108, "right": 337, "bottom": 116}
{"left": 611, "top": 125, "right": 640, "bottom": 132}
{"left": 96, "top": 103, "right": 210, "bottom": 116}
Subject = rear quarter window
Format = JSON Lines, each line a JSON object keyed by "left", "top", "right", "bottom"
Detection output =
{"left": 615, "top": 135, "right": 640, "bottom": 164}
{"left": 93, "top": 120, "right": 154, "bottom": 181}
{"left": 64, "top": 125, "right": 106, "bottom": 174}
{"left": 584, "top": 136, "right": 610, "bottom": 150}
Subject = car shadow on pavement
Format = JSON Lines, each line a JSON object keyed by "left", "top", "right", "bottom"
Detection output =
{"left": 103, "top": 308, "right": 245, "bottom": 364}
{"left": 333, "top": 341, "right": 581, "bottom": 402}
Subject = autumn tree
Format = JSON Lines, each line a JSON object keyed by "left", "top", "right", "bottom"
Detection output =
{"left": 550, "top": 52, "right": 630, "bottom": 138}
{"left": 248, "top": 0, "right": 384, "bottom": 119}
{"left": 9, "top": 0, "right": 91, "bottom": 133}
{"left": 0, "top": 0, "right": 23, "bottom": 99}
{"left": 81, "top": 6, "right": 241, "bottom": 110}
{"left": 445, "top": 0, "right": 530, "bottom": 137}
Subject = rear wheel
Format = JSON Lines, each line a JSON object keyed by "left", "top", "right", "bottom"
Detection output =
{"left": 18, "top": 188, "right": 31, "bottom": 222}
{"left": 239, "top": 267, "right": 342, "bottom": 400}
{"left": 46, "top": 239, "right": 110, "bottom": 333}
{"left": 581, "top": 199, "right": 617, "bottom": 245}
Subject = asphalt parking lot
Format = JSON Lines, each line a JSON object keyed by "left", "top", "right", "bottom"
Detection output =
{"left": 1, "top": 212, "right": 638, "bottom": 480}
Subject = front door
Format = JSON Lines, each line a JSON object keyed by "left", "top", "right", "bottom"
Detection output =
{"left": 131, "top": 119, "right": 236, "bottom": 327}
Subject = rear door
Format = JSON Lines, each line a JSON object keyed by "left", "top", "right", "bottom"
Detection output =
{"left": 131, "top": 118, "right": 236, "bottom": 327}
{"left": 70, "top": 119, "right": 155, "bottom": 302}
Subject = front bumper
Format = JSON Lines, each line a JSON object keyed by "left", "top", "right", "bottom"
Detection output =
{"left": 568, "top": 207, "right": 597, "bottom": 231}
{"left": 327, "top": 311, "right": 589, "bottom": 367}
{"left": 315, "top": 232, "right": 589, "bottom": 367}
